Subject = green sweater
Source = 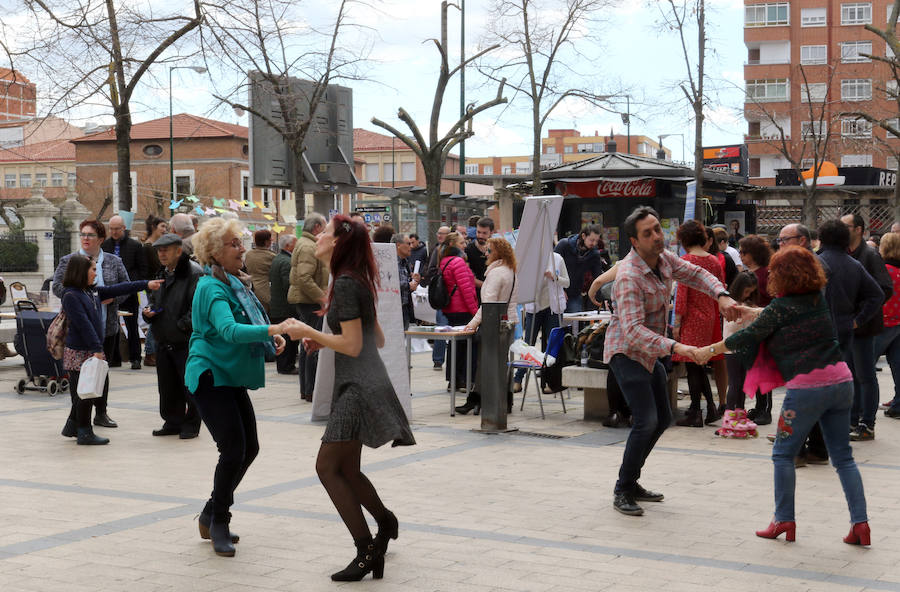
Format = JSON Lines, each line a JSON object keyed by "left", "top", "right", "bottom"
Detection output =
{"left": 185, "top": 275, "right": 271, "bottom": 393}
{"left": 724, "top": 291, "right": 844, "bottom": 382}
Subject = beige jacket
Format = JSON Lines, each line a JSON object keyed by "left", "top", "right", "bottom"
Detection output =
{"left": 288, "top": 232, "right": 329, "bottom": 305}
{"left": 244, "top": 247, "right": 275, "bottom": 310}
{"left": 469, "top": 261, "right": 518, "bottom": 329}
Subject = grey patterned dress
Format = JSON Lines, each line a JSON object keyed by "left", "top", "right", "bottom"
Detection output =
{"left": 321, "top": 275, "right": 416, "bottom": 448}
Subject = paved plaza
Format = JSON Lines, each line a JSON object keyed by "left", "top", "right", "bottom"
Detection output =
{"left": 1, "top": 348, "right": 900, "bottom": 591}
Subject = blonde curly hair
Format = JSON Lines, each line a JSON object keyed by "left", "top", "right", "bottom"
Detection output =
{"left": 192, "top": 217, "right": 245, "bottom": 266}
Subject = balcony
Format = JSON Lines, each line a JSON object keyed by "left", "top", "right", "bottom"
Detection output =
{"left": 745, "top": 134, "right": 791, "bottom": 142}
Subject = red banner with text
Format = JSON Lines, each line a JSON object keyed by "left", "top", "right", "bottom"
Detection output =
{"left": 560, "top": 179, "right": 656, "bottom": 198}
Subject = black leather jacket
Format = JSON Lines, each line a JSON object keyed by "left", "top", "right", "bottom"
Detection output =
{"left": 143, "top": 252, "right": 202, "bottom": 347}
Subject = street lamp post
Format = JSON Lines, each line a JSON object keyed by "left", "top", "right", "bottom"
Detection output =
{"left": 169, "top": 65, "right": 207, "bottom": 200}
{"left": 659, "top": 133, "right": 685, "bottom": 163}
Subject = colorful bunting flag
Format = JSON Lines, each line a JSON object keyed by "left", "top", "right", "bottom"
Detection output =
{"left": 204, "top": 207, "right": 217, "bottom": 216}
{"left": 228, "top": 199, "right": 241, "bottom": 211}
{"left": 169, "top": 199, "right": 184, "bottom": 210}
{"left": 272, "top": 223, "right": 285, "bottom": 233}
{"left": 242, "top": 228, "right": 252, "bottom": 236}
{"left": 215, "top": 207, "right": 227, "bottom": 213}
{"left": 194, "top": 206, "right": 205, "bottom": 217}
{"left": 186, "top": 195, "right": 199, "bottom": 203}
{"left": 254, "top": 201, "right": 265, "bottom": 210}
{"left": 240, "top": 200, "right": 249, "bottom": 208}
{"left": 263, "top": 214, "right": 274, "bottom": 220}
{"left": 213, "top": 198, "right": 226, "bottom": 207}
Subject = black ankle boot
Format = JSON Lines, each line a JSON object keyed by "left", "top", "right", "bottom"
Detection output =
{"left": 199, "top": 508, "right": 239, "bottom": 543}
{"left": 61, "top": 418, "right": 76, "bottom": 438}
{"left": 209, "top": 520, "right": 235, "bottom": 557}
{"left": 331, "top": 536, "right": 383, "bottom": 581}
{"left": 76, "top": 427, "right": 109, "bottom": 445}
{"left": 374, "top": 510, "right": 399, "bottom": 556}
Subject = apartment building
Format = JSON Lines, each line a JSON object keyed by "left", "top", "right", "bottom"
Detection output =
{"left": 0, "top": 69, "right": 36, "bottom": 123}
{"left": 744, "top": 0, "right": 899, "bottom": 184}
{"left": 464, "top": 129, "right": 671, "bottom": 175}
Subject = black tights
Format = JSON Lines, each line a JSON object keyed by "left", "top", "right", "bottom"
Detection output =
{"left": 316, "top": 441, "right": 388, "bottom": 540}
{"left": 685, "top": 363, "right": 715, "bottom": 412}
{"left": 725, "top": 354, "right": 746, "bottom": 410}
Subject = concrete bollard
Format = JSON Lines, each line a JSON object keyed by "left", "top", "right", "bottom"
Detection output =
{"left": 477, "top": 302, "right": 516, "bottom": 433}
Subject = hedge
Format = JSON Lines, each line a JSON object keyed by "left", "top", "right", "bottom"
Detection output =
{"left": 0, "top": 238, "right": 38, "bottom": 272}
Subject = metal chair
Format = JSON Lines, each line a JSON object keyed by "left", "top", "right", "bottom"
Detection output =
{"left": 507, "top": 326, "right": 567, "bottom": 419}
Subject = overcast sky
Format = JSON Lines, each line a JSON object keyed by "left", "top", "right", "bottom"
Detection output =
{"left": 17, "top": 0, "right": 748, "bottom": 162}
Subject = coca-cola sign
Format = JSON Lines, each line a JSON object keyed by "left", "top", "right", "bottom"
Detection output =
{"left": 561, "top": 179, "right": 657, "bottom": 198}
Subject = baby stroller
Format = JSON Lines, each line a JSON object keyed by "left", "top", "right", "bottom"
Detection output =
{"left": 12, "top": 300, "right": 69, "bottom": 396}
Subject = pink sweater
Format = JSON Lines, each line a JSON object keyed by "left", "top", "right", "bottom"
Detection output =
{"left": 441, "top": 255, "right": 478, "bottom": 314}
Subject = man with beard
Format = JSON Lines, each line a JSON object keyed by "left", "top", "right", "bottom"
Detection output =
{"left": 465, "top": 217, "right": 493, "bottom": 301}
{"left": 554, "top": 223, "right": 611, "bottom": 312}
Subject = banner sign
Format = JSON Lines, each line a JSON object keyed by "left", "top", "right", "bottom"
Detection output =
{"left": 561, "top": 179, "right": 656, "bottom": 198}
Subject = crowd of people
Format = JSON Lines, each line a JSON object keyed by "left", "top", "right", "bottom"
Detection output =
{"left": 40, "top": 203, "right": 900, "bottom": 572}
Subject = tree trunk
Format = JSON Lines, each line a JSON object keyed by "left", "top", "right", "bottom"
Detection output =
{"left": 693, "top": 0, "right": 705, "bottom": 217}
{"left": 802, "top": 188, "right": 817, "bottom": 228}
{"left": 114, "top": 104, "right": 133, "bottom": 215}
{"left": 426, "top": 159, "right": 443, "bottom": 250}
{"left": 531, "top": 107, "right": 542, "bottom": 194}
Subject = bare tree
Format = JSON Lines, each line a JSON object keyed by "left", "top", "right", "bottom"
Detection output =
{"left": 839, "top": 0, "right": 900, "bottom": 218}
{"left": 478, "top": 0, "right": 614, "bottom": 192}
{"left": 13, "top": 0, "right": 203, "bottom": 218}
{"left": 200, "top": 0, "right": 370, "bottom": 218}
{"left": 658, "top": 0, "right": 707, "bottom": 209}
{"left": 746, "top": 64, "right": 838, "bottom": 227}
{"left": 371, "top": 1, "right": 507, "bottom": 243}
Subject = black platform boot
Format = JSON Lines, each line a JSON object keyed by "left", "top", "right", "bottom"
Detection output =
{"left": 76, "top": 427, "right": 109, "bottom": 445}
{"left": 374, "top": 510, "right": 399, "bottom": 556}
{"left": 331, "top": 536, "right": 383, "bottom": 581}
{"left": 209, "top": 520, "right": 235, "bottom": 557}
{"left": 198, "top": 504, "right": 239, "bottom": 543}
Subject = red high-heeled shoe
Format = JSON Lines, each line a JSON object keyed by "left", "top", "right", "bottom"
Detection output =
{"left": 843, "top": 522, "right": 871, "bottom": 546}
{"left": 755, "top": 520, "right": 796, "bottom": 542}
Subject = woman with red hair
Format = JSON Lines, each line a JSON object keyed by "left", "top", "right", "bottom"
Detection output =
{"left": 698, "top": 246, "right": 869, "bottom": 546}
{"left": 286, "top": 215, "right": 415, "bottom": 581}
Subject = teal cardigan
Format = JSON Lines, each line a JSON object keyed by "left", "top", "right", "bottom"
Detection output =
{"left": 185, "top": 275, "right": 271, "bottom": 393}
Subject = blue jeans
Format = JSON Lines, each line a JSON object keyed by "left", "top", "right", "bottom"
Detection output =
{"left": 849, "top": 335, "right": 878, "bottom": 427}
{"left": 610, "top": 354, "right": 672, "bottom": 495}
{"left": 144, "top": 326, "right": 156, "bottom": 356}
{"left": 514, "top": 307, "right": 560, "bottom": 382}
{"left": 772, "top": 381, "right": 866, "bottom": 523}
{"left": 875, "top": 325, "right": 900, "bottom": 410}
{"left": 564, "top": 294, "right": 583, "bottom": 313}
{"left": 432, "top": 309, "right": 449, "bottom": 364}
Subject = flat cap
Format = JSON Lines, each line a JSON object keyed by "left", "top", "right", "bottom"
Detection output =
{"left": 153, "top": 233, "right": 183, "bottom": 248}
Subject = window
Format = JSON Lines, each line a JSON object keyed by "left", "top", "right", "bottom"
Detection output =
{"left": 749, "top": 158, "right": 761, "bottom": 177}
{"left": 142, "top": 144, "right": 163, "bottom": 157}
{"left": 241, "top": 170, "right": 250, "bottom": 203}
{"left": 483, "top": 165, "right": 493, "bottom": 175}
{"left": 501, "top": 165, "right": 512, "bottom": 174}
{"left": 887, "top": 156, "right": 899, "bottom": 170}
{"left": 842, "top": 3, "right": 872, "bottom": 24}
{"left": 801, "top": 45, "right": 828, "bottom": 64}
{"left": 801, "top": 158, "right": 816, "bottom": 169}
{"left": 887, "top": 80, "right": 898, "bottom": 99}
{"left": 841, "top": 154, "right": 872, "bottom": 166}
{"left": 745, "top": 3, "right": 789, "bottom": 26}
{"left": 364, "top": 163, "right": 379, "bottom": 181}
{"left": 67, "top": 173, "right": 76, "bottom": 185}
{"left": 801, "top": 120, "right": 827, "bottom": 138}
{"left": 383, "top": 163, "right": 395, "bottom": 183}
{"left": 801, "top": 7, "right": 827, "bottom": 26}
{"left": 110, "top": 171, "right": 137, "bottom": 213}
{"left": 546, "top": 146, "right": 556, "bottom": 154}
{"left": 173, "top": 169, "right": 194, "bottom": 198}
{"left": 401, "top": 162, "right": 416, "bottom": 180}
{"left": 563, "top": 145, "right": 573, "bottom": 153}
{"left": 841, "top": 119, "right": 872, "bottom": 137}
{"left": 51, "top": 172, "right": 62, "bottom": 186}
{"left": 35, "top": 173, "right": 47, "bottom": 187}
{"left": 261, "top": 188, "right": 272, "bottom": 209}
{"left": 19, "top": 174, "right": 31, "bottom": 187}
{"left": 516, "top": 161, "right": 531, "bottom": 174}
{"left": 887, "top": 42, "right": 896, "bottom": 59}
{"left": 746, "top": 78, "right": 788, "bottom": 101}
{"left": 841, "top": 41, "right": 872, "bottom": 62}
{"left": 886, "top": 118, "right": 900, "bottom": 138}
{"left": 799, "top": 82, "right": 827, "bottom": 102}
{"left": 4, "top": 174, "right": 14, "bottom": 188}
{"left": 841, "top": 78, "right": 872, "bottom": 100}
{"left": 464, "top": 163, "right": 479, "bottom": 175}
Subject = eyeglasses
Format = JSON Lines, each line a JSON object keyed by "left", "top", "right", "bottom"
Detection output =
{"left": 80, "top": 233, "right": 98, "bottom": 239}
{"left": 775, "top": 235, "right": 802, "bottom": 245}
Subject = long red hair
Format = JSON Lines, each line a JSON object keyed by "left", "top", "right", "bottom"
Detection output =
{"left": 327, "top": 214, "right": 379, "bottom": 311}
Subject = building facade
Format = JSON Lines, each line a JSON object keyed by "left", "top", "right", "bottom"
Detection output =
{"left": 744, "top": 0, "right": 899, "bottom": 184}
{"left": 0, "top": 69, "right": 36, "bottom": 123}
{"left": 0, "top": 139, "right": 76, "bottom": 202}
{"left": 464, "top": 129, "right": 672, "bottom": 175}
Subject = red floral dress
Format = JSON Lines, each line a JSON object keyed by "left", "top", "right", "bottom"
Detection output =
{"left": 672, "top": 253, "right": 724, "bottom": 363}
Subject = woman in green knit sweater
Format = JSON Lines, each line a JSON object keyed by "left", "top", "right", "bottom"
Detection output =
{"left": 186, "top": 217, "right": 289, "bottom": 558}
{"left": 698, "top": 246, "right": 869, "bottom": 546}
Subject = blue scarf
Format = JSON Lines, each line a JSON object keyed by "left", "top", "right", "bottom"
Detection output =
{"left": 204, "top": 264, "right": 275, "bottom": 358}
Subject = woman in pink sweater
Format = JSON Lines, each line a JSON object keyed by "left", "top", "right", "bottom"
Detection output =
{"left": 439, "top": 233, "right": 478, "bottom": 391}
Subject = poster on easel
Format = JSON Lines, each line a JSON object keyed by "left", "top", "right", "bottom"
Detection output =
{"left": 602, "top": 226, "right": 620, "bottom": 261}
{"left": 311, "top": 243, "right": 411, "bottom": 421}
{"left": 514, "top": 196, "right": 564, "bottom": 307}
{"left": 661, "top": 218, "right": 680, "bottom": 255}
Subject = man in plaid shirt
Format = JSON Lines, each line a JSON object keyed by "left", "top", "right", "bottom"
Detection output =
{"left": 605, "top": 206, "right": 740, "bottom": 516}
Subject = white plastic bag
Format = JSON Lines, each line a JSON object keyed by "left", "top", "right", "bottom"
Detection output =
{"left": 77, "top": 357, "right": 108, "bottom": 399}
{"left": 509, "top": 339, "right": 556, "bottom": 367}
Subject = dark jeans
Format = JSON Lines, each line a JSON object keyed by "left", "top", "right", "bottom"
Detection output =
{"left": 875, "top": 325, "right": 900, "bottom": 410}
{"left": 432, "top": 309, "right": 449, "bottom": 364}
{"left": 514, "top": 307, "right": 559, "bottom": 383}
{"left": 271, "top": 315, "right": 299, "bottom": 373}
{"left": 192, "top": 370, "right": 259, "bottom": 523}
{"left": 296, "top": 303, "right": 323, "bottom": 396}
{"left": 156, "top": 345, "right": 200, "bottom": 433}
{"left": 849, "top": 335, "right": 878, "bottom": 427}
{"left": 67, "top": 369, "right": 109, "bottom": 428}
{"left": 610, "top": 354, "right": 672, "bottom": 495}
{"left": 444, "top": 311, "right": 475, "bottom": 386}
{"left": 607, "top": 370, "right": 631, "bottom": 418}
{"left": 564, "top": 294, "right": 583, "bottom": 313}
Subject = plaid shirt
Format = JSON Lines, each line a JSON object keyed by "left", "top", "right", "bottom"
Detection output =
{"left": 604, "top": 249, "right": 725, "bottom": 372}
